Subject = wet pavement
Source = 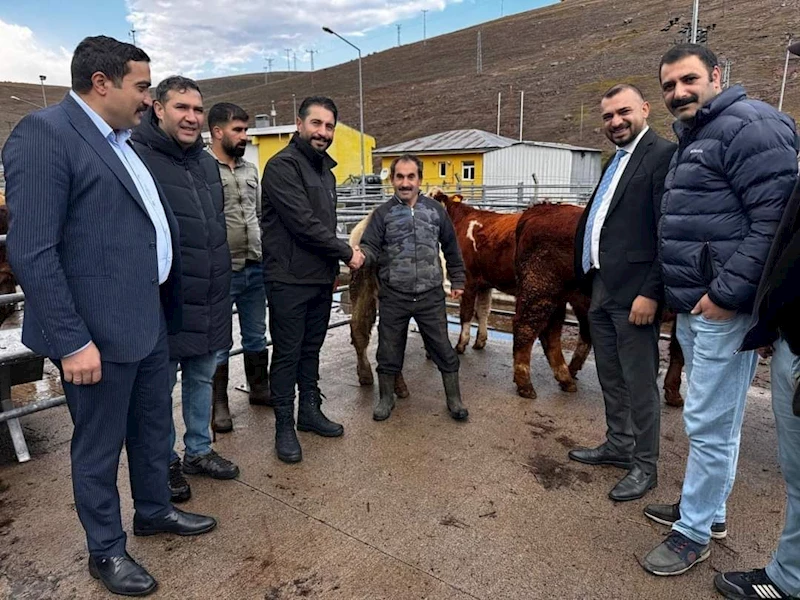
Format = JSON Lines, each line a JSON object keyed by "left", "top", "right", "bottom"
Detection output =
{"left": 0, "top": 315, "right": 788, "bottom": 600}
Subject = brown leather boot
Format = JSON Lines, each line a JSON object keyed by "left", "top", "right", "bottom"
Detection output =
{"left": 244, "top": 349, "right": 272, "bottom": 406}
{"left": 211, "top": 362, "right": 233, "bottom": 433}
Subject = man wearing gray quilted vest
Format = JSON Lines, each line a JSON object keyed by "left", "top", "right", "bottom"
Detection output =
{"left": 208, "top": 103, "right": 271, "bottom": 434}
{"left": 642, "top": 43, "right": 800, "bottom": 577}
{"left": 358, "top": 154, "right": 469, "bottom": 422}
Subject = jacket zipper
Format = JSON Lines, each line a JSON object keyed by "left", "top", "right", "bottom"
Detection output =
{"left": 411, "top": 205, "right": 418, "bottom": 299}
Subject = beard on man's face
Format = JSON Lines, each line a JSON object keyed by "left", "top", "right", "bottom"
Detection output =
{"left": 222, "top": 139, "right": 246, "bottom": 158}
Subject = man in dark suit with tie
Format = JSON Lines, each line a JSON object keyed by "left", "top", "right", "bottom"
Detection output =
{"left": 568, "top": 84, "right": 676, "bottom": 502}
{"left": 2, "top": 36, "right": 216, "bottom": 597}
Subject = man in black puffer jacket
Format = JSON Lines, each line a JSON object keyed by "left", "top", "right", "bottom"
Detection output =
{"left": 132, "top": 76, "right": 239, "bottom": 503}
{"left": 642, "top": 44, "right": 799, "bottom": 578}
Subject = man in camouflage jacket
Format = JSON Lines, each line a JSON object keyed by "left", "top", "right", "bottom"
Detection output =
{"left": 358, "top": 154, "right": 469, "bottom": 422}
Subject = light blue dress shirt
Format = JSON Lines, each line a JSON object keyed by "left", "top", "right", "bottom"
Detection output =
{"left": 69, "top": 91, "right": 172, "bottom": 284}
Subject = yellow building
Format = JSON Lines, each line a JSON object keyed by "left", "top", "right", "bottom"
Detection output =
{"left": 245, "top": 123, "right": 375, "bottom": 185}
{"left": 374, "top": 129, "right": 516, "bottom": 189}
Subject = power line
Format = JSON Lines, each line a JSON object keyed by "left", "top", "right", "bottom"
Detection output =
{"left": 264, "top": 57, "right": 274, "bottom": 84}
{"left": 129, "top": 28, "right": 137, "bottom": 46}
{"left": 307, "top": 49, "right": 318, "bottom": 71}
{"left": 293, "top": 51, "right": 297, "bottom": 71}
{"left": 397, "top": 24, "right": 401, "bottom": 46}
{"left": 284, "top": 48, "right": 292, "bottom": 71}
{"left": 422, "top": 9, "right": 428, "bottom": 44}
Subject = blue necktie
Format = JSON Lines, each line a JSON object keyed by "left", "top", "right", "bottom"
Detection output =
{"left": 582, "top": 148, "right": 626, "bottom": 273}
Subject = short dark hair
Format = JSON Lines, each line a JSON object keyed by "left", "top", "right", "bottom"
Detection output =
{"left": 390, "top": 154, "right": 423, "bottom": 179}
{"left": 602, "top": 83, "right": 645, "bottom": 101}
{"left": 298, "top": 96, "right": 338, "bottom": 123}
{"left": 71, "top": 35, "right": 150, "bottom": 94}
{"left": 154, "top": 75, "right": 202, "bottom": 106}
{"left": 659, "top": 43, "right": 719, "bottom": 79}
{"left": 208, "top": 102, "right": 249, "bottom": 130}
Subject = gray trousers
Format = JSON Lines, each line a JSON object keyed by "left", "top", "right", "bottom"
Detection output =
{"left": 589, "top": 275, "right": 661, "bottom": 473}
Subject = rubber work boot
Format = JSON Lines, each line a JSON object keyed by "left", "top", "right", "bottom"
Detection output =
{"left": 373, "top": 373, "right": 395, "bottom": 421}
{"left": 297, "top": 390, "right": 344, "bottom": 437}
{"left": 442, "top": 371, "right": 469, "bottom": 420}
{"left": 274, "top": 405, "right": 302, "bottom": 463}
{"left": 211, "top": 362, "right": 233, "bottom": 433}
{"left": 244, "top": 349, "right": 272, "bottom": 406}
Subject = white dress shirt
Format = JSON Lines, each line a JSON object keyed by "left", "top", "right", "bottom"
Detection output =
{"left": 590, "top": 125, "right": 650, "bottom": 270}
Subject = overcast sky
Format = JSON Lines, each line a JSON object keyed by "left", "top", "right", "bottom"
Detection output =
{"left": 0, "top": 0, "right": 554, "bottom": 86}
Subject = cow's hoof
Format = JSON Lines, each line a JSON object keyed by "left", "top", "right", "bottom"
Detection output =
{"left": 517, "top": 386, "right": 537, "bottom": 400}
{"left": 358, "top": 374, "right": 374, "bottom": 386}
{"left": 558, "top": 380, "right": 578, "bottom": 393}
{"left": 664, "top": 391, "right": 684, "bottom": 408}
{"left": 455, "top": 344, "right": 466, "bottom": 354}
{"left": 472, "top": 340, "right": 486, "bottom": 350}
{"left": 395, "top": 387, "right": 410, "bottom": 399}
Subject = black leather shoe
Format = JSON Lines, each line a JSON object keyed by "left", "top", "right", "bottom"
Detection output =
{"left": 609, "top": 465, "right": 657, "bottom": 501}
{"left": 568, "top": 444, "right": 633, "bottom": 469}
{"left": 133, "top": 508, "right": 217, "bottom": 537}
{"left": 88, "top": 553, "right": 157, "bottom": 596}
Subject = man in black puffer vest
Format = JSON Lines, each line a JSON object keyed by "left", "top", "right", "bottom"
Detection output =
{"left": 642, "top": 44, "right": 799, "bottom": 578}
{"left": 132, "top": 76, "right": 239, "bottom": 503}
{"left": 261, "top": 96, "right": 364, "bottom": 464}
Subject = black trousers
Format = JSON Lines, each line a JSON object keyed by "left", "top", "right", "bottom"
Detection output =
{"left": 376, "top": 286, "right": 459, "bottom": 375}
{"left": 589, "top": 275, "right": 661, "bottom": 473}
{"left": 61, "top": 315, "right": 172, "bottom": 558}
{"left": 265, "top": 281, "right": 333, "bottom": 408}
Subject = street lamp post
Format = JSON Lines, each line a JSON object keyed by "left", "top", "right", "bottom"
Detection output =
{"left": 10, "top": 96, "right": 43, "bottom": 109}
{"left": 778, "top": 40, "right": 800, "bottom": 112}
{"left": 322, "top": 26, "right": 366, "bottom": 196}
{"left": 38, "top": 75, "right": 48, "bottom": 107}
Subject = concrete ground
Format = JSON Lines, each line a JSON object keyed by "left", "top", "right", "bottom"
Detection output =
{"left": 0, "top": 319, "right": 788, "bottom": 600}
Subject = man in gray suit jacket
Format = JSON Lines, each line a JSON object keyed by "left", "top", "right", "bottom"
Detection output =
{"left": 2, "top": 36, "right": 216, "bottom": 597}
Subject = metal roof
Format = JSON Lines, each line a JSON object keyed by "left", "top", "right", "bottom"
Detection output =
{"left": 246, "top": 125, "right": 297, "bottom": 136}
{"left": 515, "top": 140, "right": 601, "bottom": 153}
{"left": 374, "top": 129, "right": 517, "bottom": 155}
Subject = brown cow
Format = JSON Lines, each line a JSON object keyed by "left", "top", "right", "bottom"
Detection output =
{"left": 436, "top": 192, "right": 592, "bottom": 395}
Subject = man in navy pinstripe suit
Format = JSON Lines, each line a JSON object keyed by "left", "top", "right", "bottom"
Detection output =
{"left": 2, "top": 36, "right": 216, "bottom": 597}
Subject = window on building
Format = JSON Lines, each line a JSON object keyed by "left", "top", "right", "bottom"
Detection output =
{"left": 461, "top": 160, "right": 475, "bottom": 181}
{"left": 438, "top": 162, "right": 447, "bottom": 178}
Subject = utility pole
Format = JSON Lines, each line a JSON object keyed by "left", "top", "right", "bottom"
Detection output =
{"left": 422, "top": 10, "right": 428, "bottom": 44}
{"left": 307, "top": 49, "right": 317, "bottom": 71}
{"left": 496, "top": 92, "right": 501, "bottom": 135}
{"left": 396, "top": 24, "right": 401, "bottom": 46}
{"left": 476, "top": 30, "right": 483, "bottom": 75}
{"left": 264, "top": 57, "right": 274, "bottom": 84}
{"left": 129, "top": 28, "right": 137, "bottom": 46}
{"left": 284, "top": 49, "right": 292, "bottom": 71}
{"left": 579, "top": 102, "right": 584, "bottom": 140}
{"left": 293, "top": 51, "right": 298, "bottom": 71}
{"left": 722, "top": 58, "right": 732, "bottom": 89}
{"left": 519, "top": 90, "right": 525, "bottom": 142}
{"left": 691, "top": 0, "right": 699, "bottom": 43}
{"left": 292, "top": 94, "right": 297, "bottom": 118}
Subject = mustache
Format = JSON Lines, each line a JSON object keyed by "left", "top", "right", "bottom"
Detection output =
{"left": 671, "top": 95, "right": 699, "bottom": 109}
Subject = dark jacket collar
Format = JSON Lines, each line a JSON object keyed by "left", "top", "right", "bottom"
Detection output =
{"left": 290, "top": 132, "right": 337, "bottom": 173}
{"left": 673, "top": 85, "right": 747, "bottom": 139}
{"left": 130, "top": 106, "right": 205, "bottom": 161}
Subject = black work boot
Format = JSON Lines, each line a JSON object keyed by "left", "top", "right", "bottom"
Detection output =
{"left": 373, "top": 373, "right": 395, "bottom": 421}
{"left": 442, "top": 371, "right": 469, "bottom": 421}
{"left": 211, "top": 362, "right": 233, "bottom": 433}
{"left": 244, "top": 349, "right": 272, "bottom": 406}
{"left": 297, "top": 389, "right": 344, "bottom": 437}
{"left": 274, "top": 405, "right": 302, "bottom": 463}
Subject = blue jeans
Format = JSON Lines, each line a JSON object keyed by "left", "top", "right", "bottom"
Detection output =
{"left": 672, "top": 313, "right": 758, "bottom": 545}
{"left": 766, "top": 337, "right": 800, "bottom": 596}
{"left": 217, "top": 263, "right": 267, "bottom": 365}
{"left": 168, "top": 353, "right": 216, "bottom": 460}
